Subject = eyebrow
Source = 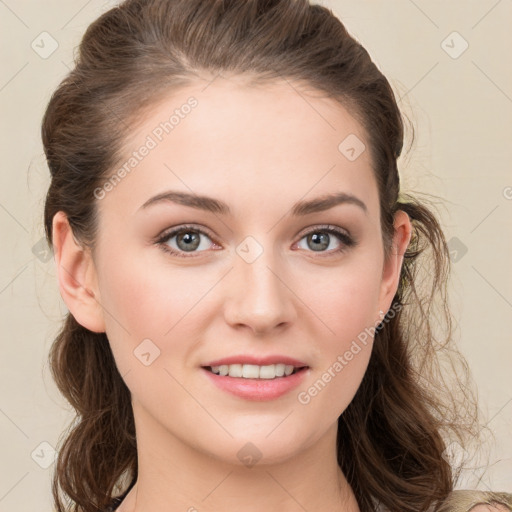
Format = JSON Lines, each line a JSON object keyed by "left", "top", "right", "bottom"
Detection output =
{"left": 138, "top": 190, "right": 367, "bottom": 216}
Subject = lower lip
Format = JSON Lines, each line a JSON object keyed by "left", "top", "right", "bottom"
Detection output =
{"left": 201, "top": 367, "right": 309, "bottom": 401}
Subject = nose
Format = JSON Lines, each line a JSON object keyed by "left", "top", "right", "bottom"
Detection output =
{"left": 223, "top": 249, "right": 297, "bottom": 336}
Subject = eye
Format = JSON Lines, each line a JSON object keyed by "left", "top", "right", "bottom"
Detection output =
{"left": 155, "top": 223, "right": 357, "bottom": 259}
{"left": 294, "top": 225, "right": 357, "bottom": 256}
{"left": 155, "top": 225, "right": 220, "bottom": 258}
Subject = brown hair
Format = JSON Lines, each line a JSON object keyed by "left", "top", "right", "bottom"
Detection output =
{"left": 42, "top": 1, "right": 479, "bottom": 511}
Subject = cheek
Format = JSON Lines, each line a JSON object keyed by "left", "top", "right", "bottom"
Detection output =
{"left": 294, "top": 259, "right": 381, "bottom": 415}
{"left": 95, "top": 242, "right": 228, "bottom": 382}
{"left": 95, "top": 246, "right": 193, "bottom": 365}
{"left": 304, "top": 257, "right": 382, "bottom": 344}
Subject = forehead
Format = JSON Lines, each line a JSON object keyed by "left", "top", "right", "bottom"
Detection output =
{"left": 100, "top": 76, "right": 378, "bottom": 219}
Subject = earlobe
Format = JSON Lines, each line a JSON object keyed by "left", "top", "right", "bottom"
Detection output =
{"left": 377, "top": 210, "right": 412, "bottom": 317}
{"left": 52, "top": 211, "right": 106, "bottom": 333}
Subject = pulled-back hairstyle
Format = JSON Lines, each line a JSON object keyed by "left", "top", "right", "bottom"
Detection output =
{"left": 42, "top": 1, "right": 479, "bottom": 511}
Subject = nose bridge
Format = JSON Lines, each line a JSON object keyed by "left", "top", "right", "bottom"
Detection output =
{"left": 224, "top": 238, "right": 295, "bottom": 333}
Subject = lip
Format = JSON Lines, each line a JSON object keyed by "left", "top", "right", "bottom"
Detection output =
{"left": 201, "top": 366, "right": 310, "bottom": 401}
{"left": 201, "top": 355, "right": 309, "bottom": 368}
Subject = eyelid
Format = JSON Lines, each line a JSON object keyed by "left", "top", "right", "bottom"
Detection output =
{"left": 296, "top": 223, "right": 351, "bottom": 239}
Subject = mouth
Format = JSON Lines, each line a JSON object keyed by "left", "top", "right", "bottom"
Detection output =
{"left": 202, "top": 363, "right": 309, "bottom": 379}
{"left": 200, "top": 362, "right": 310, "bottom": 400}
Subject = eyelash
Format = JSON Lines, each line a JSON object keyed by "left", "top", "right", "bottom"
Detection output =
{"left": 155, "top": 223, "right": 357, "bottom": 259}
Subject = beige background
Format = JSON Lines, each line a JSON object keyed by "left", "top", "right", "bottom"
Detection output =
{"left": 0, "top": 1, "right": 511, "bottom": 510}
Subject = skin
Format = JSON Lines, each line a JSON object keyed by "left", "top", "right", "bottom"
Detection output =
{"left": 52, "top": 75, "right": 412, "bottom": 512}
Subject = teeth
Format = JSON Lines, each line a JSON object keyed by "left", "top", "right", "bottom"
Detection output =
{"left": 209, "top": 363, "right": 300, "bottom": 379}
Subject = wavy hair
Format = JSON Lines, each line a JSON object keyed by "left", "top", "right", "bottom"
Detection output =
{"left": 42, "top": 1, "right": 479, "bottom": 510}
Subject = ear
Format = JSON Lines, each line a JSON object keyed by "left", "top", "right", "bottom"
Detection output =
{"left": 51, "top": 211, "right": 106, "bottom": 333}
{"left": 377, "top": 209, "right": 412, "bottom": 317}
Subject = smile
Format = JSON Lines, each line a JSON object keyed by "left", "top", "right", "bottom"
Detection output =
{"left": 201, "top": 365, "right": 310, "bottom": 401}
{"left": 205, "top": 363, "right": 307, "bottom": 379}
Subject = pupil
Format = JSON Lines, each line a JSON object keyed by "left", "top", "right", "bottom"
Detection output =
{"left": 178, "top": 231, "right": 200, "bottom": 251}
{"left": 309, "top": 232, "right": 328, "bottom": 251}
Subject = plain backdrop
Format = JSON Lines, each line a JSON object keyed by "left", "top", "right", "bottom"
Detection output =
{"left": 0, "top": 1, "right": 511, "bottom": 510}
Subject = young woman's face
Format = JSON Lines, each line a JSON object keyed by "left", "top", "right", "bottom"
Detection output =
{"left": 82, "top": 76, "right": 407, "bottom": 466}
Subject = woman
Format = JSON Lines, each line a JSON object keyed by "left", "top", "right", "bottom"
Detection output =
{"left": 41, "top": 0, "right": 511, "bottom": 511}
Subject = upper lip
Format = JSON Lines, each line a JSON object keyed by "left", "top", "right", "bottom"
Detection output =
{"left": 202, "top": 355, "right": 309, "bottom": 368}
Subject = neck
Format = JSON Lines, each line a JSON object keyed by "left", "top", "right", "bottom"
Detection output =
{"left": 117, "top": 402, "right": 360, "bottom": 512}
